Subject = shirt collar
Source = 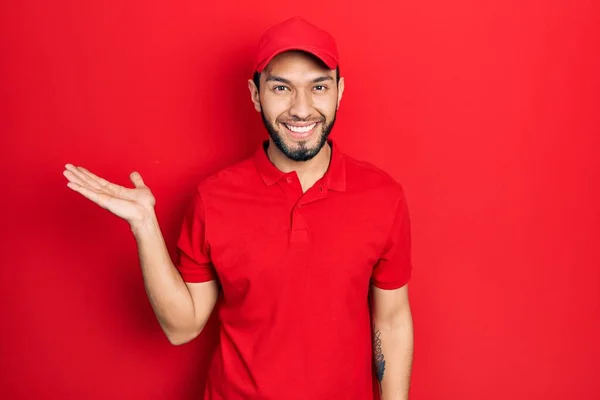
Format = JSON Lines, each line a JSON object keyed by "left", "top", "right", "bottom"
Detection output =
{"left": 253, "top": 139, "right": 347, "bottom": 192}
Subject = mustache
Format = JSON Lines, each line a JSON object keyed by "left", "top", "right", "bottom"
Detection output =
{"left": 277, "top": 117, "right": 325, "bottom": 124}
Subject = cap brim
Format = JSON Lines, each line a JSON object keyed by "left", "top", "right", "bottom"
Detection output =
{"left": 255, "top": 46, "right": 338, "bottom": 72}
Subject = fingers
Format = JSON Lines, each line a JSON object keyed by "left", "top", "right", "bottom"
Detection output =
{"left": 78, "top": 166, "right": 114, "bottom": 189}
{"left": 63, "top": 168, "right": 87, "bottom": 188}
{"left": 64, "top": 164, "right": 147, "bottom": 197}
{"left": 64, "top": 164, "right": 132, "bottom": 196}
{"left": 65, "top": 180, "right": 108, "bottom": 209}
{"left": 64, "top": 164, "right": 105, "bottom": 191}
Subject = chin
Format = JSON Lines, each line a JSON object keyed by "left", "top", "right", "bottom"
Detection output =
{"left": 276, "top": 132, "right": 328, "bottom": 162}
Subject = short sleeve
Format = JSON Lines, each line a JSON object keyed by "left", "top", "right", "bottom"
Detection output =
{"left": 371, "top": 187, "right": 412, "bottom": 290}
{"left": 175, "top": 189, "right": 217, "bottom": 283}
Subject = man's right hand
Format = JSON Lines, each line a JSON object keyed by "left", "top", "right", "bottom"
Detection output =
{"left": 62, "top": 163, "right": 218, "bottom": 345}
{"left": 63, "top": 164, "right": 156, "bottom": 225}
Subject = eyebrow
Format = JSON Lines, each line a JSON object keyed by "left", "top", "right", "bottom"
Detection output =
{"left": 265, "top": 75, "right": 334, "bottom": 84}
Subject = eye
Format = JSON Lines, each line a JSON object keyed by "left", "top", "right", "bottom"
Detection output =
{"left": 314, "top": 85, "right": 327, "bottom": 91}
{"left": 273, "top": 85, "right": 289, "bottom": 92}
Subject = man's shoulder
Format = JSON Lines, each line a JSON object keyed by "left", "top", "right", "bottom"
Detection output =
{"left": 195, "top": 153, "right": 258, "bottom": 194}
{"left": 343, "top": 153, "right": 406, "bottom": 195}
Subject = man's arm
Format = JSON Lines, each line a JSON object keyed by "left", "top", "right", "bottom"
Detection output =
{"left": 371, "top": 284, "right": 414, "bottom": 399}
{"left": 64, "top": 164, "right": 219, "bottom": 345}
{"left": 132, "top": 213, "right": 219, "bottom": 345}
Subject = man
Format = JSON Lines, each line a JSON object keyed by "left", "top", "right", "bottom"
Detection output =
{"left": 63, "top": 16, "right": 413, "bottom": 400}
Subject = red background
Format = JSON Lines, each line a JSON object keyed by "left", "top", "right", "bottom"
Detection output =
{"left": 1, "top": 0, "right": 599, "bottom": 399}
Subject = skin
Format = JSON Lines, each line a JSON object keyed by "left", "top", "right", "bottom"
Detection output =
{"left": 371, "top": 285, "right": 414, "bottom": 399}
{"left": 248, "top": 50, "right": 344, "bottom": 192}
{"left": 63, "top": 49, "right": 413, "bottom": 398}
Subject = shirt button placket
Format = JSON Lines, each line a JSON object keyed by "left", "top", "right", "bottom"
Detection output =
{"left": 290, "top": 203, "right": 308, "bottom": 243}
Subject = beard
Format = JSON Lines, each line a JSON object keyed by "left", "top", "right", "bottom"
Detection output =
{"left": 260, "top": 109, "right": 337, "bottom": 162}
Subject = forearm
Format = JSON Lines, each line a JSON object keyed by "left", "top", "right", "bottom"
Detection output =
{"left": 373, "top": 308, "right": 414, "bottom": 399}
{"left": 131, "top": 212, "right": 197, "bottom": 340}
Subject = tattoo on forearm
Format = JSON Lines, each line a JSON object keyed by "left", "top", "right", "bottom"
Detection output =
{"left": 373, "top": 329, "right": 385, "bottom": 391}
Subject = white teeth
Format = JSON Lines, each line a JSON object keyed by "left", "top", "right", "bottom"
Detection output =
{"left": 285, "top": 123, "right": 316, "bottom": 133}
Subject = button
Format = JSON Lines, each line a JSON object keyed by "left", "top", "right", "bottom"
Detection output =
{"left": 297, "top": 204, "right": 302, "bottom": 209}
{"left": 319, "top": 185, "right": 324, "bottom": 192}
{"left": 286, "top": 177, "right": 293, "bottom": 183}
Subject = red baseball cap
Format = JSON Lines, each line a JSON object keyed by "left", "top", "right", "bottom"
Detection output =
{"left": 253, "top": 16, "right": 339, "bottom": 73}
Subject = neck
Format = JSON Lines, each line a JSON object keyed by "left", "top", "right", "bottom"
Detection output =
{"left": 267, "top": 139, "right": 332, "bottom": 192}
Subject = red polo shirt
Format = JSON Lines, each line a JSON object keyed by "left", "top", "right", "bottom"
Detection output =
{"left": 176, "top": 139, "right": 412, "bottom": 400}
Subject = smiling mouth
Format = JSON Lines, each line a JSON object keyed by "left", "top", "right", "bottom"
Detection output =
{"left": 284, "top": 122, "right": 318, "bottom": 133}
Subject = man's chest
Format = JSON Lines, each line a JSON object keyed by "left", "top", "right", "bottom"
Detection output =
{"left": 206, "top": 192, "right": 392, "bottom": 305}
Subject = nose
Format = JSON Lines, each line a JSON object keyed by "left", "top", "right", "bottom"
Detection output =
{"left": 288, "top": 89, "right": 313, "bottom": 120}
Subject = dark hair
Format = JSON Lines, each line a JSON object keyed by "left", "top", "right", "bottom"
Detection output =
{"left": 253, "top": 66, "right": 341, "bottom": 93}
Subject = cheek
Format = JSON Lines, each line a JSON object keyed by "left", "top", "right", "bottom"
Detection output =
{"left": 314, "top": 96, "right": 338, "bottom": 115}
{"left": 261, "top": 94, "right": 291, "bottom": 119}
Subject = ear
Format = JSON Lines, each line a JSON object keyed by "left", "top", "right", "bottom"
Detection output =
{"left": 248, "top": 79, "right": 261, "bottom": 112}
{"left": 336, "top": 76, "right": 345, "bottom": 109}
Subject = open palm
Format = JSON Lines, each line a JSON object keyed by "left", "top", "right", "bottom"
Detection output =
{"left": 63, "top": 164, "right": 156, "bottom": 223}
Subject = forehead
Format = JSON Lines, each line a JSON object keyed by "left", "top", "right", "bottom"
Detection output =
{"left": 264, "top": 50, "right": 334, "bottom": 78}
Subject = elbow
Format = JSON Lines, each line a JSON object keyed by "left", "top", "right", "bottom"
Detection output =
{"left": 163, "top": 324, "right": 205, "bottom": 346}
{"left": 166, "top": 334, "right": 192, "bottom": 346}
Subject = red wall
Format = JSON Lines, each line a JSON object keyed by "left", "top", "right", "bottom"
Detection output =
{"left": 1, "top": 1, "right": 599, "bottom": 399}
